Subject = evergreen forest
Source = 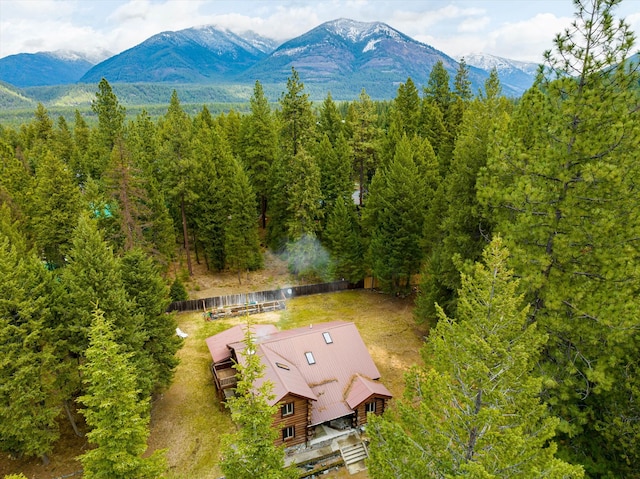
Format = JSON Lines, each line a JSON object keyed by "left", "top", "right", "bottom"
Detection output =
{"left": 1, "top": 1, "right": 639, "bottom": 478}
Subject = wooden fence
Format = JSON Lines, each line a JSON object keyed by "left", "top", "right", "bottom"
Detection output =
{"left": 166, "top": 280, "right": 362, "bottom": 313}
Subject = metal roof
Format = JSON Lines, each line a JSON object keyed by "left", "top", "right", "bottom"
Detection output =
{"left": 345, "top": 375, "right": 392, "bottom": 409}
{"left": 205, "top": 321, "right": 391, "bottom": 425}
{"left": 205, "top": 324, "right": 278, "bottom": 363}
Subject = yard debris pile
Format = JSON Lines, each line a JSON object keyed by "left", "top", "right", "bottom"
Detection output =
{"left": 202, "top": 300, "right": 286, "bottom": 321}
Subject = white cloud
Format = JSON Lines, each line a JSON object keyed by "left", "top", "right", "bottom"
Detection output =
{"left": 1, "top": 0, "right": 637, "bottom": 62}
{"left": 487, "top": 13, "right": 572, "bottom": 62}
{"left": 457, "top": 15, "right": 490, "bottom": 33}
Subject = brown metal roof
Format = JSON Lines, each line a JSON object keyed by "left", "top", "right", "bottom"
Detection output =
{"left": 206, "top": 321, "right": 391, "bottom": 425}
{"left": 205, "top": 324, "right": 278, "bottom": 363}
{"left": 239, "top": 343, "right": 317, "bottom": 404}
{"left": 345, "top": 375, "right": 392, "bottom": 409}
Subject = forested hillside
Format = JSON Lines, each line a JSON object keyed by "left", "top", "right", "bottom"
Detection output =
{"left": 0, "top": 1, "right": 638, "bottom": 478}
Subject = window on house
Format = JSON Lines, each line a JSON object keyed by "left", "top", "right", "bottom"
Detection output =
{"left": 365, "top": 401, "right": 376, "bottom": 413}
{"left": 322, "top": 332, "right": 333, "bottom": 344}
{"left": 305, "top": 351, "right": 316, "bottom": 365}
{"left": 283, "top": 426, "right": 295, "bottom": 441}
{"left": 281, "top": 402, "right": 294, "bottom": 417}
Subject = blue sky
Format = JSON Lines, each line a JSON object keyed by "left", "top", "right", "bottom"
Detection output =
{"left": 1, "top": 0, "right": 639, "bottom": 62}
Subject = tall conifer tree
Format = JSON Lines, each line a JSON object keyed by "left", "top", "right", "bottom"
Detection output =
{"left": 224, "top": 158, "right": 263, "bottom": 282}
{"left": 120, "top": 248, "right": 181, "bottom": 391}
{"left": 0, "top": 233, "right": 60, "bottom": 463}
{"left": 347, "top": 89, "right": 380, "bottom": 207}
{"left": 240, "top": 81, "right": 278, "bottom": 229}
{"left": 79, "top": 309, "right": 166, "bottom": 479}
{"left": 478, "top": 1, "right": 640, "bottom": 474}
{"left": 278, "top": 67, "right": 315, "bottom": 157}
{"left": 158, "top": 90, "right": 195, "bottom": 275}
{"left": 362, "top": 135, "right": 426, "bottom": 293}
{"left": 368, "top": 238, "right": 583, "bottom": 479}
{"left": 417, "top": 70, "right": 511, "bottom": 321}
{"left": 30, "top": 150, "right": 81, "bottom": 268}
{"left": 324, "top": 196, "right": 364, "bottom": 282}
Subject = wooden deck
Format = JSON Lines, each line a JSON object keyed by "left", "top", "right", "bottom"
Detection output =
{"left": 217, "top": 367, "right": 237, "bottom": 388}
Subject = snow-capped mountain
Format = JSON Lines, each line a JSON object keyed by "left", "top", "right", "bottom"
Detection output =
{"left": 49, "top": 49, "right": 113, "bottom": 64}
{"left": 240, "top": 18, "right": 494, "bottom": 97}
{"left": 0, "top": 19, "right": 539, "bottom": 97}
{"left": 0, "top": 51, "right": 96, "bottom": 87}
{"left": 465, "top": 52, "right": 539, "bottom": 93}
{"left": 79, "top": 25, "right": 277, "bottom": 84}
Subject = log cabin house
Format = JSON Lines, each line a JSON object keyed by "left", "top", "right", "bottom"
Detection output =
{"left": 205, "top": 321, "right": 392, "bottom": 447}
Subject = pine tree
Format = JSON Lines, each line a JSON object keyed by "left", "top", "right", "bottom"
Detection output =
{"left": 423, "top": 60, "right": 457, "bottom": 172}
{"left": 368, "top": 238, "right": 583, "bottom": 479}
{"left": 103, "top": 137, "right": 148, "bottom": 251}
{"left": 478, "top": 1, "right": 640, "bottom": 474}
{"left": 324, "top": 196, "right": 364, "bottom": 283}
{"left": 314, "top": 133, "right": 353, "bottom": 225}
{"left": 127, "top": 111, "right": 175, "bottom": 267}
{"left": 284, "top": 148, "right": 323, "bottom": 241}
{"left": 52, "top": 115, "right": 75, "bottom": 165}
{"left": 62, "top": 214, "right": 153, "bottom": 396}
{"left": 120, "top": 248, "right": 182, "bottom": 392}
{"left": 380, "top": 78, "right": 428, "bottom": 172}
{"left": 219, "top": 322, "right": 297, "bottom": 479}
{"left": 453, "top": 57, "right": 473, "bottom": 101}
{"left": 267, "top": 146, "right": 323, "bottom": 251}
{"left": 317, "top": 91, "right": 345, "bottom": 146}
{"left": 70, "top": 110, "right": 90, "bottom": 184}
{"left": 87, "top": 79, "right": 126, "bottom": 179}
{"left": 0, "top": 138, "right": 32, "bottom": 223}
{"left": 169, "top": 277, "right": 188, "bottom": 302}
{"left": 278, "top": 67, "right": 315, "bottom": 157}
{"left": 158, "top": 90, "right": 195, "bottom": 275}
{"left": 20, "top": 103, "right": 54, "bottom": 172}
{"left": 417, "top": 70, "right": 511, "bottom": 322}
{"left": 191, "top": 120, "right": 236, "bottom": 271}
{"left": 362, "top": 135, "right": 426, "bottom": 294}
{"left": 224, "top": 158, "right": 263, "bottom": 282}
{"left": 217, "top": 109, "right": 244, "bottom": 160}
{"left": 91, "top": 78, "right": 125, "bottom": 156}
{"left": 30, "top": 150, "right": 82, "bottom": 268}
{"left": 239, "top": 81, "right": 278, "bottom": 229}
{"left": 347, "top": 89, "right": 380, "bottom": 206}
{"left": 0, "top": 232, "right": 60, "bottom": 463}
{"left": 79, "top": 308, "right": 166, "bottom": 479}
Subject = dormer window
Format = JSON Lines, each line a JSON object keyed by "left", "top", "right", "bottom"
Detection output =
{"left": 305, "top": 351, "right": 316, "bottom": 365}
{"left": 322, "top": 332, "right": 333, "bottom": 344}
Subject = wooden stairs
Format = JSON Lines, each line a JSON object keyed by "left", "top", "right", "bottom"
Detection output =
{"left": 339, "top": 441, "right": 369, "bottom": 466}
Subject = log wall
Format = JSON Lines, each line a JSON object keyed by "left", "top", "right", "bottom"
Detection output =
{"left": 272, "top": 394, "right": 310, "bottom": 448}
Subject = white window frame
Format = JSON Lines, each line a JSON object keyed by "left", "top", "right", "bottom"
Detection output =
{"left": 283, "top": 425, "right": 295, "bottom": 441}
{"left": 281, "top": 402, "right": 294, "bottom": 417}
{"left": 365, "top": 401, "right": 376, "bottom": 413}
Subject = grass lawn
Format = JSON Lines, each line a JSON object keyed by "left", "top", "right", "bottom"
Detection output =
{"left": 147, "top": 289, "right": 428, "bottom": 479}
{"left": 0, "top": 289, "right": 427, "bottom": 479}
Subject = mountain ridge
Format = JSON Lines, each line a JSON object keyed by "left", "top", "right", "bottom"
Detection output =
{"left": 0, "top": 19, "right": 539, "bottom": 102}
